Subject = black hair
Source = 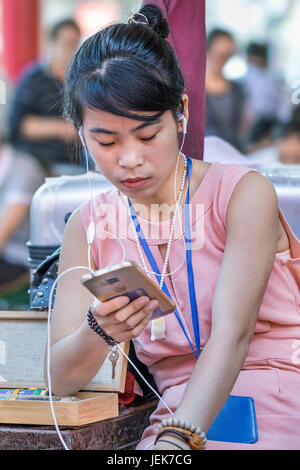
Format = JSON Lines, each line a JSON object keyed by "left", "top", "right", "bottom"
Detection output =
{"left": 248, "top": 116, "right": 278, "bottom": 145}
{"left": 278, "top": 121, "right": 300, "bottom": 140}
{"left": 63, "top": 4, "right": 185, "bottom": 130}
{"left": 206, "top": 28, "right": 234, "bottom": 50}
{"left": 50, "top": 18, "right": 81, "bottom": 40}
{"left": 246, "top": 42, "right": 268, "bottom": 61}
{"left": 292, "top": 105, "right": 300, "bottom": 125}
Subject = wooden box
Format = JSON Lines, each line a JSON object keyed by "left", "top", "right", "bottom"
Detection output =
{"left": 0, "top": 392, "right": 118, "bottom": 426}
{"left": 0, "top": 311, "right": 129, "bottom": 426}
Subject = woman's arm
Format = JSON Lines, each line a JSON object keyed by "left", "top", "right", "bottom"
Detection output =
{"left": 44, "top": 209, "right": 158, "bottom": 396}
{"left": 155, "top": 171, "right": 279, "bottom": 450}
{"left": 44, "top": 208, "right": 110, "bottom": 395}
{"left": 0, "top": 204, "right": 29, "bottom": 253}
{"left": 20, "top": 116, "right": 78, "bottom": 142}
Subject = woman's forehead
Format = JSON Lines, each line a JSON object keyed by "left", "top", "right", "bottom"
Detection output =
{"left": 83, "top": 106, "right": 169, "bottom": 129}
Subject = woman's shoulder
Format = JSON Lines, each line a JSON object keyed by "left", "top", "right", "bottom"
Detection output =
{"left": 58, "top": 207, "right": 93, "bottom": 268}
{"left": 220, "top": 165, "right": 278, "bottom": 231}
{"left": 227, "top": 169, "right": 278, "bottom": 206}
{"left": 189, "top": 157, "right": 252, "bottom": 199}
{"left": 64, "top": 207, "right": 87, "bottom": 239}
{"left": 189, "top": 156, "right": 274, "bottom": 223}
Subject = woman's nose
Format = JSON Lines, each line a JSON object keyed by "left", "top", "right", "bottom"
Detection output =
{"left": 118, "top": 148, "right": 144, "bottom": 169}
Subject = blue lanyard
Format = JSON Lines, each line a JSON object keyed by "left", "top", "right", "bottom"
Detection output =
{"left": 184, "top": 158, "right": 201, "bottom": 357}
{"left": 128, "top": 156, "right": 200, "bottom": 359}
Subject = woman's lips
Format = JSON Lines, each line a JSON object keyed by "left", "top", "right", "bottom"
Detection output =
{"left": 121, "top": 177, "right": 150, "bottom": 189}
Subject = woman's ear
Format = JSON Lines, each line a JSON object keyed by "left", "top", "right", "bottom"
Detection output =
{"left": 177, "top": 94, "right": 189, "bottom": 133}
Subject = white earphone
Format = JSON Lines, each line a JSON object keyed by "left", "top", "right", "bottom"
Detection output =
{"left": 79, "top": 126, "right": 86, "bottom": 148}
{"left": 182, "top": 115, "right": 187, "bottom": 135}
{"left": 47, "top": 117, "right": 187, "bottom": 450}
{"left": 177, "top": 113, "right": 187, "bottom": 135}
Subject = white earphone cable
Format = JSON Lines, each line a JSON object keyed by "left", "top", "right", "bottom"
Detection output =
{"left": 46, "top": 254, "right": 173, "bottom": 450}
{"left": 125, "top": 132, "right": 188, "bottom": 281}
{"left": 46, "top": 121, "right": 186, "bottom": 449}
{"left": 46, "top": 263, "right": 94, "bottom": 451}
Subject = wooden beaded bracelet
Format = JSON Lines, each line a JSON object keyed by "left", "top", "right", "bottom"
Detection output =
{"left": 156, "top": 427, "right": 206, "bottom": 450}
{"left": 157, "top": 418, "right": 207, "bottom": 450}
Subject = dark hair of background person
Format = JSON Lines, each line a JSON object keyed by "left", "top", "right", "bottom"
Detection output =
{"left": 292, "top": 105, "right": 300, "bottom": 125}
{"left": 63, "top": 3, "right": 185, "bottom": 136}
{"left": 248, "top": 116, "right": 279, "bottom": 144}
{"left": 246, "top": 42, "right": 269, "bottom": 68}
{"left": 206, "top": 28, "right": 234, "bottom": 50}
{"left": 50, "top": 18, "right": 81, "bottom": 40}
{"left": 246, "top": 42, "right": 268, "bottom": 61}
{"left": 278, "top": 120, "right": 300, "bottom": 140}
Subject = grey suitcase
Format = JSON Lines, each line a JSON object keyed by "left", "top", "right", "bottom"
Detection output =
{"left": 27, "top": 162, "right": 300, "bottom": 289}
{"left": 254, "top": 163, "right": 300, "bottom": 239}
{"left": 27, "top": 172, "right": 114, "bottom": 276}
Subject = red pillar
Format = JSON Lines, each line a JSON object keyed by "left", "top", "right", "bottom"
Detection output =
{"left": 2, "top": 0, "right": 40, "bottom": 83}
{"left": 142, "top": 0, "right": 206, "bottom": 160}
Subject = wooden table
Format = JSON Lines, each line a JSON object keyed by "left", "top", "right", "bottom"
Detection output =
{"left": 0, "top": 310, "right": 158, "bottom": 449}
{"left": 0, "top": 399, "right": 158, "bottom": 450}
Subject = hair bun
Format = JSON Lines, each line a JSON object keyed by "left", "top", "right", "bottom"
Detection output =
{"left": 138, "top": 4, "right": 169, "bottom": 39}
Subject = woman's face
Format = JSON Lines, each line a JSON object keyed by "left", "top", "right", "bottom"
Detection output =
{"left": 207, "top": 36, "right": 236, "bottom": 74}
{"left": 52, "top": 26, "right": 81, "bottom": 66}
{"left": 81, "top": 105, "right": 186, "bottom": 205}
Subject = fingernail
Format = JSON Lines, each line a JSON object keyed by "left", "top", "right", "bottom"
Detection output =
{"left": 150, "top": 300, "right": 159, "bottom": 309}
{"left": 119, "top": 296, "right": 130, "bottom": 306}
{"left": 138, "top": 296, "right": 149, "bottom": 307}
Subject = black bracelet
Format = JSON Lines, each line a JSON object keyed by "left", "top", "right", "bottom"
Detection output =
{"left": 155, "top": 429, "right": 190, "bottom": 445}
{"left": 155, "top": 439, "right": 185, "bottom": 451}
{"left": 87, "top": 307, "right": 119, "bottom": 347}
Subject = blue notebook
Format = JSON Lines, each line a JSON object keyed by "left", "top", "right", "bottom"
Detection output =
{"left": 206, "top": 395, "right": 258, "bottom": 444}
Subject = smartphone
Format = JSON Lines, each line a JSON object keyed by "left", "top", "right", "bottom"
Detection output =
{"left": 81, "top": 260, "right": 176, "bottom": 319}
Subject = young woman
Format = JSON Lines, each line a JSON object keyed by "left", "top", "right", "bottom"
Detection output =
{"left": 46, "top": 4, "right": 300, "bottom": 450}
{"left": 205, "top": 28, "right": 251, "bottom": 152}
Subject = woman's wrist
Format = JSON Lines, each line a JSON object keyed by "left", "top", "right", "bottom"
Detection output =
{"left": 155, "top": 417, "right": 207, "bottom": 451}
{"left": 172, "top": 411, "right": 208, "bottom": 434}
{"left": 79, "top": 310, "right": 110, "bottom": 352}
{"left": 87, "top": 307, "right": 119, "bottom": 346}
{"left": 48, "top": 311, "right": 111, "bottom": 396}
{"left": 155, "top": 434, "right": 191, "bottom": 451}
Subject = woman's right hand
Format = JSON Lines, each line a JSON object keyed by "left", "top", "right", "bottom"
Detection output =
{"left": 91, "top": 295, "right": 159, "bottom": 343}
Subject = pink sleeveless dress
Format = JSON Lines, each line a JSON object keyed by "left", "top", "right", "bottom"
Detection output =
{"left": 80, "top": 162, "right": 300, "bottom": 450}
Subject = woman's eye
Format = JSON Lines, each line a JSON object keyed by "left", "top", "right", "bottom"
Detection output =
{"left": 99, "top": 142, "right": 115, "bottom": 147}
{"left": 140, "top": 133, "right": 157, "bottom": 142}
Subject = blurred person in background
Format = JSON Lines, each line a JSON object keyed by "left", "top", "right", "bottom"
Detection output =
{"left": 240, "top": 42, "right": 292, "bottom": 126}
{"left": 291, "top": 105, "right": 300, "bottom": 125}
{"left": 247, "top": 120, "right": 300, "bottom": 165}
{"left": 8, "top": 18, "right": 82, "bottom": 176}
{"left": 245, "top": 116, "right": 279, "bottom": 154}
{"left": 205, "top": 28, "right": 251, "bottom": 152}
{"left": 277, "top": 121, "right": 300, "bottom": 165}
{"left": 0, "top": 132, "right": 44, "bottom": 294}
